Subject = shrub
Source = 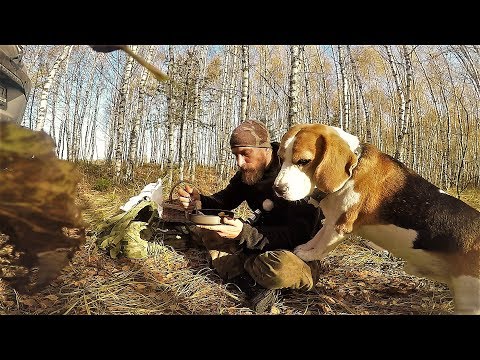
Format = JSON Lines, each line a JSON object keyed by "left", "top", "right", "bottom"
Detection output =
{"left": 93, "top": 178, "right": 112, "bottom": 191}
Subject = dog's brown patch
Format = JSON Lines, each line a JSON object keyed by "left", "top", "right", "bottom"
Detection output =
{"left": 349, "top": 144, "right": 408, "bottom": 228}
{"left": 312, "top": 131, "right": 358, "bottom": 193}
{"left": 281, "top": 124, "right": 358, "bottom": 194}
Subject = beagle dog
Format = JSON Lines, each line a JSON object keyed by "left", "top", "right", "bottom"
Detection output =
{"left": 273, "top": 123, "right": 480, "bottom": 314}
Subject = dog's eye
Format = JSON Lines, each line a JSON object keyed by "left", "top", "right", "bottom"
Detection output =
{"left": 297, "top": 159, "right": 311, "bottom": 166}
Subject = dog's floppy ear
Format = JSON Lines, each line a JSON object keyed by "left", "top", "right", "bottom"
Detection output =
{"left": 313, "top": 133, "right": 358, "bottom": 193}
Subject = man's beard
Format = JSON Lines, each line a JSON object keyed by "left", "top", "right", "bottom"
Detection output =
{"left": 241, "top": 166, "right": 265, "bottom": 185}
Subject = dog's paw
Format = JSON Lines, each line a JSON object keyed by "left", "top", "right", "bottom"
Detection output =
{"left": 294, "top": 248, "right": 322, "bottom": 262}
{"left": 294, "top": 243, "right": 313, "bottom": 252}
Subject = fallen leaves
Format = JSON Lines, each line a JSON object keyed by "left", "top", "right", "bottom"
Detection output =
{"left": 3, "top": 300, "right": 15, "bottom": 307}
{"left": 132, "top": 283, "right": 146, "bottom": 290}
{"left": 45, "top": 294, "right": 58, "bottom": 302}
{"left": 270, "top": 305, "right": 281, "bottom": 315}
{"left": 19, "top": 298, "right": 36, "bottom": 307}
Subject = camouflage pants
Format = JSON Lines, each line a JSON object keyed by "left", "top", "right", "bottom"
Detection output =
{"left": 188, "top": 226, "right": 323, "bottom": 291}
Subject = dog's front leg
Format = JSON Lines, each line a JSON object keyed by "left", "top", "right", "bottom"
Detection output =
{"left": 294, "top": 225, "right": 345, "bottom": 262}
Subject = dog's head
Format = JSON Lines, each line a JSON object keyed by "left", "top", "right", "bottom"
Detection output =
{"left": 273, "top": 124, "right": 360, "bottom": 200}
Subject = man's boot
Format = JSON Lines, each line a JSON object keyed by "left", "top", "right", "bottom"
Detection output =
{"left": 231, "top": 274, "right": 280, "bottom": 314}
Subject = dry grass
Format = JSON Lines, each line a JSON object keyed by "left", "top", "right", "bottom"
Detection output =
{"left": 2, "top": 162, "right": 478, "bottom": 315}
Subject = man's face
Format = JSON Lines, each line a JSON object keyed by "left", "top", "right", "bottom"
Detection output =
{"left": 231, "top": 147, "right": 270, "bottom": 185}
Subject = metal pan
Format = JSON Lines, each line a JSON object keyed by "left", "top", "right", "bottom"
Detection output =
{"left": 188, "top": 209, "right": 235, "bottom": 225}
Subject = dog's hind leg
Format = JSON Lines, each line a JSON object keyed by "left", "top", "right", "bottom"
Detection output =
{"left": 450, "top": 275, "right": 480, "bottom": 315}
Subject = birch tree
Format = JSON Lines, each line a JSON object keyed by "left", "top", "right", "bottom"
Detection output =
{"left": 338, "top": 45, "right": 350, "bottom": 131}
{"left": 178, "top": 49, "right": 194, "bottom": 181}
{"left": 402, "top": 45, "right": 413, "bottom": 164}
{"left": 23, "top": 45, "right": 51, "bottom": 128}
{"left": 260, "top": 46, "right": 270, "bottom": 125}
{"left": 240, "top": 45, "right": 250, "bottom": 122}
{"left": 126, "top": 45, "right": 155, "bottom": 181}
{"left": 166, "top": 45, "right": 176, "bottom": 187}
{"left": 73, "top": 52, "right": 97, "bottom": 161}
{"left": 316, "top": 46, "right": 330, "bottom": 124}
{"left": 106, "top": 90, "right": 119, "bottom": 162}
{"left": 57, "top": 72, "right": 72, "bottom": 159}
{"left": 288, "top": 45, "right": 300, "bottom": 127}
{"left": 189, "top": 45, "right": 208, "bottom": 182}
{"left": 217, "top": 45, "right": 235, "bottom": 177}
{"left": 452, "top": 45, "right": 480, "bottom": 97}
{"left": 227, "top": 45, "right": 240, "bottom": 172}
{"left": 300, "top": 46, "right": 313, "bottom": 122}
{"left": 347, "top": 46, "right": 371, "bottom": 143}
{"left": 35, "top": 45, "right": 73, "bottom": 131}
{"left": 114, "top": 45, "right": 137, "bottom": 181}
{"left": 88, "top": 84, "right": 103, "bottom": 161}
{"left": 386, "top": 45, "right": 408, "bottom": 162}
{"left": 18, "top": 45, "right": 480, "bottom": 192}
{"left": 332, "top": 45, "right": 343, "bottom": 128}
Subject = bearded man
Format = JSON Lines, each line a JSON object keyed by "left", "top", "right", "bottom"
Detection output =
{"left": 177, "top": 120, "right": 324, "bottom": 313}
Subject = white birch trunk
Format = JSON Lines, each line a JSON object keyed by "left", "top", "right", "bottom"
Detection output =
{"left": 316, "top": 46, "right": 330, "bottom": 124}
{"left": 338, "top": 45, "right": 350, "bottom": 131}
{"left": 49, "top": 79, "right": 60, "bottom": 142}
{"left": 220, "top": 45, "right": 239, "bottom": 180}
{"left": 218, "top": 46, "right": 232, "bottom": 178}
{"left": 288, "top": 45, "right": 300, "bottom": 127}
{"left": 301, "top": 46, "right": 313, "bottom": 122}
{"left": 106, "top": 91, "right": 119, "bottom": 162}
{"left": 179, "top": 49, "right": 194, "bottom": 181}
{"left": 240, "top": 45, "right": 250, "bottom": 123}
{"left": 35, "top": 45, "right": 73, "bottom": 131}
{"left": 114, "top": 45, "right": 137, "bottom": 180}
{"left": 332, "top": 45, "right": 343, "bottom": 128}
{"left": 402, "top": 45, "right": 413, "bottom": 166}
{"left": 452, "top": 45, "right": 480, "bottom": 97}
{"left": 75, "top": 54, "right": 97, "bottom": 160}
{"left": 189, "top": 45, "right": 207, "bottom": 182}
{"left": 125, "top": 45, "right": 154, "bottom": 181}
{"left": 347, "top": 46, "right": 371, "bottom": 143}
{"left": 166, "top": 45, "right": 176, "bottom": 187}
{"left": 414, "top": 48, "right": 443, "bottom": 179}
{"left": 386, "top": 45, "right": 407, "bottom": 161}
{"left": 60, "top": 79, "right": 72, "bottom": 159}
{"left": 89, "top": 85, "right": 102, "bottom": 161}
{"left": 262, "top": 46, "right": 270, "bottom": 126}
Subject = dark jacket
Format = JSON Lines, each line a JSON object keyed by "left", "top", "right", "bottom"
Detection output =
{"left": 200, "top": 142, "right": 324, "bottom": 252}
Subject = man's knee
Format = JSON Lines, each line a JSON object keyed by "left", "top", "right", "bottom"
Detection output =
{"left": 244, "top": 250, "right": 320, "bottom": 290}
{"left": 211, "top": 252, "right": 247, "bottom": 280}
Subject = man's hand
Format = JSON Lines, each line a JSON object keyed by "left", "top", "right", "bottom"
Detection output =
{"left": 197, "top": 217, "right": 244, "bottom": 239}
{"left": 177, "top": 184, "right": 201, "bottom": 211}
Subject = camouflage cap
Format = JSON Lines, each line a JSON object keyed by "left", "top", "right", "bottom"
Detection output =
{"left": 229, "top": 120, "right": 272, "bottom": 149}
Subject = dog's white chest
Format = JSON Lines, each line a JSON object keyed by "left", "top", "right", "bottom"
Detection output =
{"left": 319, "top": 180, "right": 360, "bottom": 225}
{"left": 357, "top": 224, "right": 450, "bottom": 282}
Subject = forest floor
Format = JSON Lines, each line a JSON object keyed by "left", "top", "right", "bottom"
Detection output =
{"left": 2, "top": 162, "right": 479, "bottom": 315}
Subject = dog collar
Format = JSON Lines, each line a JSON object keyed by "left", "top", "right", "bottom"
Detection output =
{"left": 307, "top": 188, "right": 327, "bottom": 208}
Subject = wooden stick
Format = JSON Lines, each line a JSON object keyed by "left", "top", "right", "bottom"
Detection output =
{"left": 120, "top": 45, "right": 169, "bottom": 82}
